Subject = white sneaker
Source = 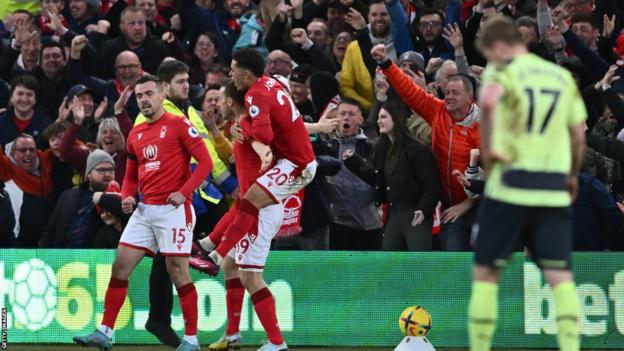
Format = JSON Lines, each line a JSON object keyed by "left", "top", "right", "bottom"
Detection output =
{"left": 256, "top": 341, "right": 287, "bottom": 351}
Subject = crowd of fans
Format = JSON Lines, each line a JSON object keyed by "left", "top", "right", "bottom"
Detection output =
{"left": 1, "top": 0, "right": 624, "bottom": 252}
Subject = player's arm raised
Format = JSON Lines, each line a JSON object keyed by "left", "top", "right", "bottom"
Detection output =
{"left": 478, "top": 82, "right": 506, "bottom": 173}
{"left": 176, "top": 119, "right": 214, "bottom": 203}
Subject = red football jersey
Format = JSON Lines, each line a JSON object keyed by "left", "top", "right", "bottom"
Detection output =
{"left": 244, "top": 76, "right": 315, "bottom": 168}
{"left": 122, "top": 112, "right": 213, "bottom": 204}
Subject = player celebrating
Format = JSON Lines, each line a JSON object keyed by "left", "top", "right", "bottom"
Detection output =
{"left": 198, "top": 80, "right": 285, "bottom": 351}
{"left": 468, "top": 16, "right": 585, "bottom": 351}
{"left": 195, "top": 48, "right": 317, "bottom": 276}
{"left": 72, "top": 74, "right": 213, "bottom": 351}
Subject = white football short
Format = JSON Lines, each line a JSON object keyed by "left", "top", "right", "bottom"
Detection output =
{"left": 119, "top": 202, "right": 196, "bottom": 256}
{"left": 226, "top": 203, "right": 284, "bottom": 272}
{"left": 256, "top": 159, "right": 317, "bottom": 203}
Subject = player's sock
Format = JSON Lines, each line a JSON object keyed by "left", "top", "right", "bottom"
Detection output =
{"left": 469, "top": 281, "right": 498, "bottom": 351}
{"left": 199, "top": 236, "right": 216, "bottom": 252}
{"left": 215, "top": 199, "right": 258, "bottom": 259}
{"left": 251, "top": 287, "right": 284, "bottom": 345}
{"left": 226, "top": 278, "right": 245, "bottom": 335}
{"left": 177, "top": 283, "right": 198, "bottom": 342}
{"left": 100, "top": 277, "right": 129, "bottom": 331}
{"left": 553, "top": 281, "right": 580, "bottom": 351}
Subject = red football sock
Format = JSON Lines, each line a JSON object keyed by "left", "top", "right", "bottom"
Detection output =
{"left": 252, "top": 287, "right": 284, "bottom": 345}
{"left": 215, "top": 199, "right": 258, "bottom": 258}
{"left": 225, "top": 278, "right": 245, "bottom": 335}
{"left": 101, "top": 277, "right": 128, "bottom": 329}
{"left": 177, "top": 283, "right": 198, "bottom": 336}
{"left": 209, "top": 204, "right": 238, "bottom": 246}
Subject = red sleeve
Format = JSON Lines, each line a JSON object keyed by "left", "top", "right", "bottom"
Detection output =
{"left": 382, "top": 62, "right": 446, "bottom": 125}
{"left": 59, "top": 123, "right": 89, "bottom": 175}
{"left": 115, "top": 110, "right": 134, "bottom": 139}
{"left": 121, "top": 132, "right": 138, "bottom": 199}
{"left": 121, "top": 157, "right": 138, "bottom": 199}
{"left": 178, "top": 120, "right": 214, "bottom": 198}
{"left": 0, "top": 145, "right": 12, "bottom": 181}
{"left": 246, "top": 90, "right": 274, "bottom": 145}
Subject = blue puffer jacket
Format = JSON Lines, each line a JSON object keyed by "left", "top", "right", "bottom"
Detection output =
{"left": 233, "top": 12, "right": 268, "bottom": 59}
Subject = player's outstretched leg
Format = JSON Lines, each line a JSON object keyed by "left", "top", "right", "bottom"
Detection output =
{"left": 210, "top": 256, "right": 243, "bottom": 350}
{"left": 545, "top": 270, "right": 580, "bottom": 351}
{"left": 167, "top": 256, "right": 200, "bottom": 351}
{"left": 469, "top": 265, "right": 500, "bottom": 351}
{"left": 210, "top": 187, "right": 276, "bottom": 271}
{"left": 73, "top": 246, "right": 144, "bottom": 350}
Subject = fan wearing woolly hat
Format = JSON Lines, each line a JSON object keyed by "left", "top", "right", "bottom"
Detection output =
{"left": 85, "top": 149, "right": 116, "bottom": 192}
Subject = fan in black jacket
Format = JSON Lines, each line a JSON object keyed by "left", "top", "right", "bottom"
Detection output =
{"left": 345, "top": 100, "right": 441, "bottom": 251}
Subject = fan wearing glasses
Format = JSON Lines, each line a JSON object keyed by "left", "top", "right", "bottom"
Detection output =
{"left": 40, "top": 149, "right": 124, "bottom": 249}
{"left": 411, "top": 9, "right": 451, "bottom": 65}
{"left": 0, "top": 133, "right": 54, "bottom": 247}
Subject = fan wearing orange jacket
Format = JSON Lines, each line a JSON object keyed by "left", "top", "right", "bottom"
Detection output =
{"left": 372, "top": 43, "right": 481, "bottom": 251}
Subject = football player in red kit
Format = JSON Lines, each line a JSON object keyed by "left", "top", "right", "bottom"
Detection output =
{"left": 191, "top": 80, "right": 290, "bottom": 351}
{"left": 73, "top": 74, "right": 213, "bottom": 351}
{"left": 196, "top": 49, "right": 316, "bottom": 274}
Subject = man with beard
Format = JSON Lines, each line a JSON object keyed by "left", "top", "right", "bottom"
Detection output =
{"left": 39, "top": 149, "right": 120, "bottom": 248}
{"left": 72, "top": 74, "right": 212, "bottom": 351}
{"left": 0, "top": 75, "right": 51, "bottom": 146}
{"left": 411, "top": 8, "right": 452, "bottom": 66}
{"left": 340, "top": 0, "right": 399, "bottom": 112}
{"left": 132, "top": 60, "right": 236, "bottom": 348}
{"left": 178, "top": 0, "right": 250, "bottom": 63}
{"left": 98, "top": 6, "right": 169, "bottom": 78}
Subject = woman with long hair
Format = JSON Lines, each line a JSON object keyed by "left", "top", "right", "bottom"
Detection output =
{"left": 345, "top": 100, "right": 441, "bottom": 251}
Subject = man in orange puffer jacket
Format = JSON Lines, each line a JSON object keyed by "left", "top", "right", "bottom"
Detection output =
{"left": 372, "top": 43, "right": 481, "bottom": 251}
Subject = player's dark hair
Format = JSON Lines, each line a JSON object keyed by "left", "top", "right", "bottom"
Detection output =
{"left": 570, "top": 13, "right": 599, "bottom": 29}
{"left": 476, "top": 15, "right": 524, "bottom": 51}
{"left": 223, "top": 80, "right": 245, "bottom": 107}
{"left": 134, "top": 74, "right": 162, "bottom": 89}
{"left": 157, "top": 60, "right": 190, "bottom": 83}
{"left": 10, "top": 74, "right": 39, "bottom": 100}
{"left": 231, "top": 48, "right": 265, "bottom": 78}
{"left": 338, "top": 98, "right": 362, "bottom": 113}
